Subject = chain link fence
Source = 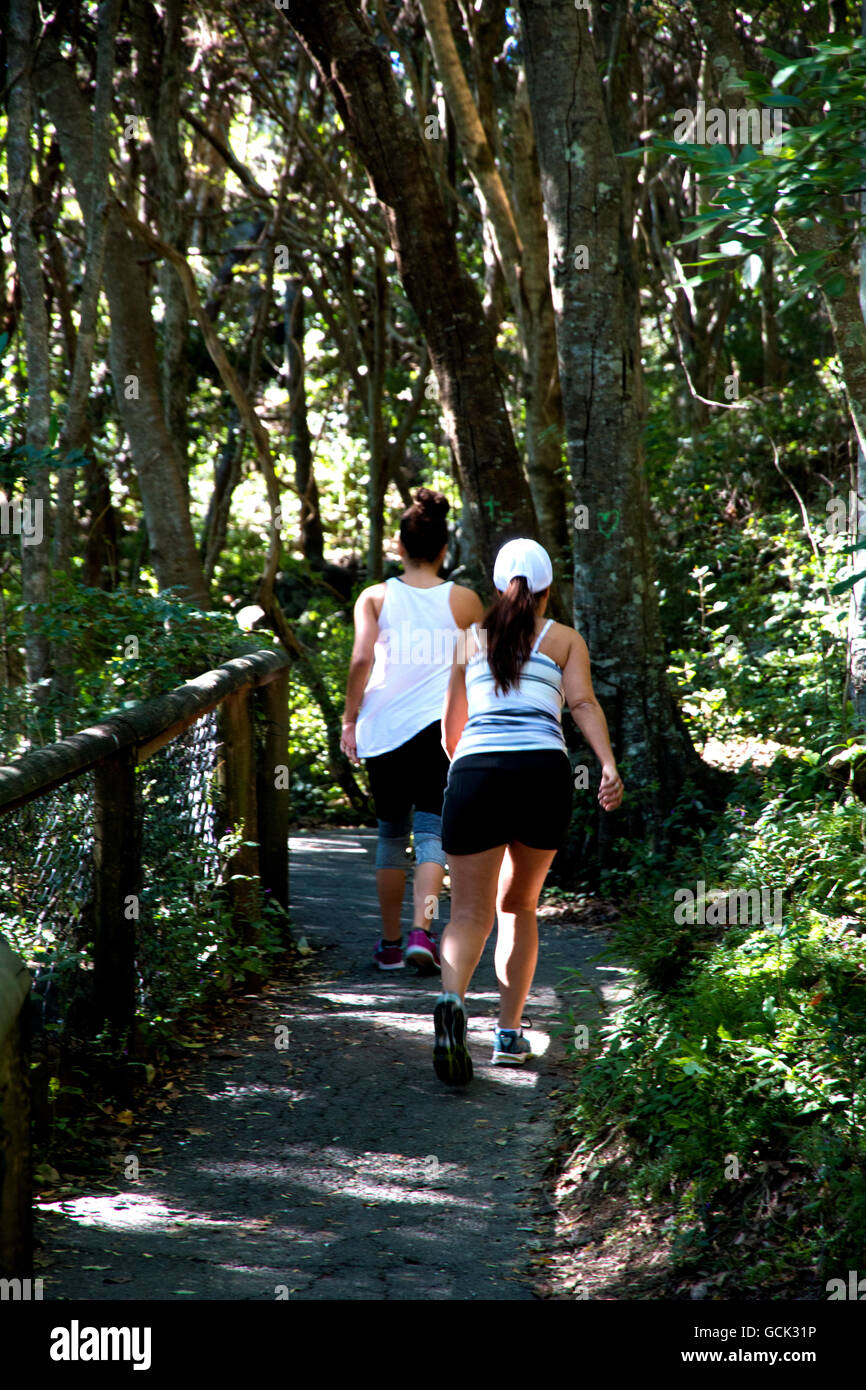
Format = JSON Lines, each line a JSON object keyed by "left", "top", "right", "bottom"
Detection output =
{"left": 0, "top": 771, "right": 96, "bottom": 1033}
{"left": 0, "top": 708, "right": 224, "bottom": 1041}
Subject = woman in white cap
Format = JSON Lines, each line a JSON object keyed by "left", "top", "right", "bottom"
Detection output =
{"left": 432, "top": 538, "right": 623, "bottom": 1084}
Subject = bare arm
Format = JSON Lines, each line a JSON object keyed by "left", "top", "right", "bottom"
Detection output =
{"left": 340, "top": 585, "right": 383, "bottom": 764}
{"left": 449, "top": 583, "right": 485, "bottom": 630}
{"left": 440, "top": 587, "right": 481, "bottom": 758}
{"left": 561, "top": 630, "right": 623, "bottom": 811}
{"left": 442, "top": 641, "right": 469, "bottom": 759}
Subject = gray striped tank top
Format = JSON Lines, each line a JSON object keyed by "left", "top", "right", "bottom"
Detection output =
{"left": 450, "top": 619, "right": 567, "bottom": 762}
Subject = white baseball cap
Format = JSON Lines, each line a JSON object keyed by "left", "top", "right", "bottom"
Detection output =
{"left": 493, "top": 538, "right": 553, "bottom": 593}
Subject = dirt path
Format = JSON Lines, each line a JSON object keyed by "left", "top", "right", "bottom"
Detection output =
{"left": 36, "top": 829, "right": 627, "bottom": 1301}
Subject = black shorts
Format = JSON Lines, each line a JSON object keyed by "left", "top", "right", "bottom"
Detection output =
{"left": 441, "top": 750, "right": 573, "bottom": 855}
{"left": 365, "top": 720, "right": 450, "bottom": 823}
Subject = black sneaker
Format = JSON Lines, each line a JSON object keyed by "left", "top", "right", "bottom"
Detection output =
{"left": 433, "top": 993, "right": 473, "bottom": 1086}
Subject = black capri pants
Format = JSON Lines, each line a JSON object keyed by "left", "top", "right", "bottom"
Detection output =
{"left": 365, "top": 721, "right": 450, "bottom": 870}
{"left": 365, "top": 720, "right": 450, "bottom": 823}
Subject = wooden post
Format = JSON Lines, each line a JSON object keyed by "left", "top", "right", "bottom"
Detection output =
{"left": 0, "top": 935, "right": 32, "bottom": 1277}
{"left": 93, "top": 748, "right": 141, "bottom": 1041}
{"left": 217, "top": 687, "right": 261, "bottom": 953}
{"left": 255, "top": 669, "right": 290, "bottom": 943}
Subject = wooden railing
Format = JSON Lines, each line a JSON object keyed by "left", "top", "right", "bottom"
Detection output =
{"left": 0, "top": 646, "right": 291, "bottom": 1276}
{"left": 0, "top": 936, "right": 32, "bottom": 1277}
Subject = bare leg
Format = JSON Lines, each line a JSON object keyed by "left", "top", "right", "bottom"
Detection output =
{"left": 440, "top": 845, "right": 506, "bottom": 999}
{"left": 495, "top": 842, "right": 557, "bottom": 1029}
{"left": 376, "top": 868, "right": 406, "bottom": 941}
{"left": 413, "top": 861, "right": 446, "bottom": 930}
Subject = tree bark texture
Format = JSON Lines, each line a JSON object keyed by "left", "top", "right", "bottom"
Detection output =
{"left": 519, "top": 0, "right": 704, "bottom": 834}
{"left": 35, "top": 25, "right": 210, "bottom": 607}
{"left": 419, "top": 0, "right": 570, "bottom": 591}
{"left": 285, "top": 278, "right": 324, "bottom": 566}
{"left": 7, "top": 0, "right": 53, "bottom": 683}
{"left": 286, "top": 0, "right": 540, "bottom": 584}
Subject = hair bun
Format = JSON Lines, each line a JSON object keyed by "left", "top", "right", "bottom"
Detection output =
{"left": 415, "top": 487, "right": 449, "bottom": 519}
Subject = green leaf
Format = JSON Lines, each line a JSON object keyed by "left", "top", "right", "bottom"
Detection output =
{"left": 823, "top": 272, "right": 847, "bottom": 298}
{"left": 830, "top": 569, "right": 866, "bottom": 595}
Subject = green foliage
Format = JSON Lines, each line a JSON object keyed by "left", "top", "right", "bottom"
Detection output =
{"left": 567, "top": 756, "right": 866, "bottom": 1284}
{"left": 289, "top": 600, "right": 365, "bottom": 823}
{"left": 666, "top": 507, "right": 847, "bottom": 747}
{"left": 560, "top": 328, "right": 866, "bottom": 1283}
{"left": 644, "top": 359, "right": 851, "bottom": 748}
{"left": 654, "top": 38, "right": 866, "bottom": 299}
{"left": 136, "top": 827, "right": 289, "bottom": 1051}
{"left": 0, "top": 576, "right": 256, "bottom": 753}
{"left": 0, "top": 333, "right": 90, "bottom": 491}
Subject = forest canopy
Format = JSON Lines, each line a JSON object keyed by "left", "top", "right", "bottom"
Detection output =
{"left": 4, "top": 0, "right": 866, "bottom": 1303}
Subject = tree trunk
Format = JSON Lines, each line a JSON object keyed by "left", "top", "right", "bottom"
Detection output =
{"left": 285, "top": 279, "right": 324, "bottom": 566}
{"left": 365, "top": 248, "right": 388, "bottom": 582}
{"left": 201, "top": 410, "right": 246, "bottom": 587}
{"left": 419, "top": 0, "right": 570, "bottom": 593}
{"left": 511, "top": 66, "right": 570, "bottom": 607}
{"left": 35, "top": 27, "right": 210, "bottom": 607}
{"left": 858, "top": 0, "right": 866, "bottom": 725}
{"left": 519, "top": 0, "right": 705, "bottom": 840}
{"left": 761, "top": 241, "right": 784, "bottom": 388}
{"left": 148, "top": 0, "right": 193, "bottom": 491}
{"left": 7, "top": 0, "right": 53, "bottom": 684}
{"left": 286, "top": 0, "right": 539, "bottom": 584}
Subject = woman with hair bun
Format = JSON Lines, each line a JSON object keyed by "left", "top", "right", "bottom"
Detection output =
{"left": 341, "top": 489, "right": 484, "bottom": 972}
{"left": 432, "top": 538, "right": 623, "bottom": 1085}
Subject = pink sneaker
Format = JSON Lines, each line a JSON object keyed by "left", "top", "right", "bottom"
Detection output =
{"left": 374, "top": 938, "right": 404, "bottom": 970}
{"left": 405, "top": 928, "right": 441, "bottom": 975}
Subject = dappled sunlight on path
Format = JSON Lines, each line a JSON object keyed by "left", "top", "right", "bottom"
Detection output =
{"left": 36, "top": 829, "right": 616, "bottom": 1300}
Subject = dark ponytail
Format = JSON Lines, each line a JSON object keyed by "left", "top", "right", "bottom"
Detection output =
{"left": 482, "top": 576, "right": 542, "bottom": 694}
{"left": 399, "top": 487, "right": 449, "bottom": 562}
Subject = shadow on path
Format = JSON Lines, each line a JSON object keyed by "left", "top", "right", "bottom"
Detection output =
{"left": 36, "top": 830, "right": 629, "bottom": 1300}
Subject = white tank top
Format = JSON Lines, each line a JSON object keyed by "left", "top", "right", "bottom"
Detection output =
{"left": 355, "top": 577, "right": 460, "bottom": 758}
{"left": 450, "top": 619, "right": 567, "bottom": 762}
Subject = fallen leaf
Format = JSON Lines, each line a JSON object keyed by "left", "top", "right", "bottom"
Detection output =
{"left": 116, "top": 1110, "right": 134, "bottom": 1125}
